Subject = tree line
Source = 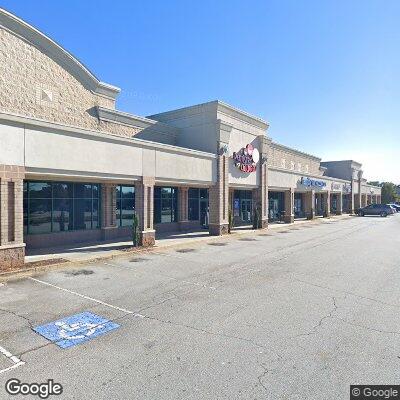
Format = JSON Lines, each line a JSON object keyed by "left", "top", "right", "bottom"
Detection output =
{"left": 367, "top": 182, "right": 400, "bottom": 204}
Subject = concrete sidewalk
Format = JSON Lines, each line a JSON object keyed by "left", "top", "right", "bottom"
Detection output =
{"left": 7, "top": 214, "right": 351, "bottom": 279}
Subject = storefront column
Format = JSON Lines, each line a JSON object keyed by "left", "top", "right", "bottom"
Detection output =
{"left": 323, "top": 191, "right": 331, "bottom": 218}
{"left": 0, "top": 165, "right": 25, "bottom": 271}
{"left": 252, "top": 136, "right": 270, "bottom": 229}
{"left": 361, "top": 194, "right": 366, "bottom": 207}
{"left": 304, "top": 190, "right": 315, "bottom": 220}
{"left": 356, "top": 171, "right": 363, "bottom": 211}
{"left": 135, "top": 177, "right": 155, "bottom": 246}
{"left": 178, "top": 187, "right": 189, "bottom": 230}
{"left": 101, "top": 183, "right": 117, "bottom": 240}
{"left": 336, "top": 193, "right": 343, "bottom": 215}
{"left": 209, "top": 121, "right": 231, "bottom": 235}
{"left": 283, "top": 188, "right": 294, "bottom": 223}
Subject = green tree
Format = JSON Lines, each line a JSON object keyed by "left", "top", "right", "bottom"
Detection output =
{"left": 381, "top": 182, "right": 397, "bottom": 204}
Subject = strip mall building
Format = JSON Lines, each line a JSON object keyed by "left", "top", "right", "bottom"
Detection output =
{"left": 0, "top": 9, "right": 381, "bottom": 270}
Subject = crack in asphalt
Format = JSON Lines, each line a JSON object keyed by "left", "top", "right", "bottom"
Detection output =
{"left": 291, "top": 277, "right": 400, "bottom": 310}
{"left": 290, "top": 297, "right": 338, "bottom": 339}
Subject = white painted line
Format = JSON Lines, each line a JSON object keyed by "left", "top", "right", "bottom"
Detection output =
{"left": 0, "top": 345, "right": 25, "bottom": 375}
{"left": 29, "top": 277, "right": 144, "bottom": 318}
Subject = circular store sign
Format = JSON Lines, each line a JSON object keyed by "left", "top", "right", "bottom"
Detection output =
{"left": 233, "top": 144, "right": 259, "bottom": 173}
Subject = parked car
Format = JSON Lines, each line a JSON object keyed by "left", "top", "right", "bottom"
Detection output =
{"left": 388, "top": 203, "right": 400, "bottom": 212}
{"left": 358, "top": 204, "right": 395, "bottom": 217}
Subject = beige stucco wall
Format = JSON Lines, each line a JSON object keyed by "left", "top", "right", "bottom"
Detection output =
{"left": 0, "top": 119, "right": 215, "bottom": 185}
{"left": 269, "top": 168, "right": 349, "bottom": 193}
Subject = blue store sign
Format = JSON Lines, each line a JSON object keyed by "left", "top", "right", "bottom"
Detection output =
{"left": 300, "top": 177, "right": 327, "bottom": 188}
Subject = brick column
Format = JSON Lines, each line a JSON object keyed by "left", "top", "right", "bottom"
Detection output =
{"left": 0, "top": 165, "right": 25, "bottom": 271}
{"left": 323, "top": 191, "right": 331, "bottom": 218}
{"left": 377, "top": 195, "right": 381, "bottom": 203}
{"left": 101, "top": 183, "right": 117, "bottom": 240}
{"left": 178, "top": 187, "right": 189, "bottom": 230}
{"left": 304, "top": 190, "right": 315, "bottom": 220}
{"left": 209, "top": 153, "right": 229, "bottom": 235}
{"left": 252, "top": 136, "right": 269, "bottom": 229}
{"left": 283, "top": 188, "right": 294, "bottom": 223}
{"left": 209, "top": 121, "right": 231, "bottom": 236}
{"left": 135, "top": 177, "right": 155, "bottom": 246}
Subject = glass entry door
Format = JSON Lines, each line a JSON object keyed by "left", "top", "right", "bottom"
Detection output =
{"left": 294, "top": 193, "right": 304, "bottom": 218}
{"left": 241, "top": 199, "right": 252, "bottom": 223}
{"left": 315, "top": 194, "right": 324, "bottom": 216}
{"left": 199, "top": 199, "right": 209, "bottom": 228}
{"left": 268, "top": 192, "right": 284, "bottom": 222}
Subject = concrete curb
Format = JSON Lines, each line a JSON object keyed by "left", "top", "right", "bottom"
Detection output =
{"left": 0, "top": 214, "right": 352, "bottom": 283}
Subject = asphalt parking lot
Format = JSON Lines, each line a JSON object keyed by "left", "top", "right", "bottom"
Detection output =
{"left": 1, "top": 214, "right": 399, "bottom": 399}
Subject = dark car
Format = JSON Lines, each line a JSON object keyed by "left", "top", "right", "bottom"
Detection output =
{"left": 358, "top": 204, "right": 395, "bottom": 217}
{"left": 388, "top": 203, "right": 400, "bottom": 212}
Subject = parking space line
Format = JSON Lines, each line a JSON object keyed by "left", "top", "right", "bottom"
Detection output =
{"left": 0, "top": 345, "right": 25, "bottom": 375}
{"left": 29, "top": 277, "right": 144, "bottom": 318}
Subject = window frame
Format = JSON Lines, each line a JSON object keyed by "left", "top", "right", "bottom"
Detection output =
{"left": 24, "top": 181, "right": 101, "bottom": 235}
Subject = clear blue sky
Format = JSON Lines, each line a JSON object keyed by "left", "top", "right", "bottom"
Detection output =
{"left": 3, "top": 0, "right": 399, "bottom": 183}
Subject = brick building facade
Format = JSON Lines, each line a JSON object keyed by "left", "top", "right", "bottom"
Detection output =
{"left": 0, "top": 8, "right": 381, "bottom": 271}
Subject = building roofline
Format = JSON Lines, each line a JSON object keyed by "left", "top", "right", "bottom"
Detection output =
{"left": 270, "top": 141, "right": 321, "bottom": 162}
{"left": 0, "top": 7, "right": 120, "bottom": 99}
{"left": 148, "top": 100, "right": 269, "bottom": 131}
{"left": 96, "top": 107, "right": 181, "bottom": 137}
{"left": 321, "top": 160, "right": 362, "bottom": 168}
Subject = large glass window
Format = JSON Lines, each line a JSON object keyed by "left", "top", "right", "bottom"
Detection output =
{"left": 23, "top": 181, "right": 100, "bottom": 235}
{"left": 188, "top": 188, "right": 199, "bottom": 221}
{"left": 188, "top": 188, "right": 209, "bottom": 221}
{"left": 116, "top": 185, "right": 135, "bottom": 227}
{"left": 154, "top": 187, "right": 178, "bottom": 224}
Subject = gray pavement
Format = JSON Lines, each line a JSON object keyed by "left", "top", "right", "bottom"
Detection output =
{"left": 0, "top": 214, "right": 399, "bottom": 399}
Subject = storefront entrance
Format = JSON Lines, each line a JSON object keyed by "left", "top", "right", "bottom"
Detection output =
{"left": 233, "top": 190, "right": 253, "bottom": 226}
{"left": 268, "top": 191, "right": 284, "bottom": 223}
{"left": 199, "top": 198, "right": 209, "bottom": 228}
{"left": 330, "top": 193, "right": 339, "bottom": 214}
{"left": 294, "top": 193, "right": 305, "bottom": 219}
{"left": 315, "top": 193, "right": 324, "bottom": 216}
{"left": 342, "top": 194, "right": 351, "bottom": 213}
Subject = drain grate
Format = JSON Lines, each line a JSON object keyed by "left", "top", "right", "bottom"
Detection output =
{"left": 208, "top": 242, "right": 228, "bottom": 246}
{"left": 258, "top": 233, "right": 273, "bottom": 236}
{"left": 278, "top": 231, "right": 290, "bottom": 234}
{"left": 176, "top": 248, "right": 196, "bottom": 253}
{"left": 65, "top": 269, "right": 94, "bottom": 276}
{"left": 239, "top": 238, "right": 257, "bottom": 241}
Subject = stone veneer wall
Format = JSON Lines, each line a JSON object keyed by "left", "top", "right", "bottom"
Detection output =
{"left": 0, "top": 28, "right": 140, "bottom": 139}
{"left": 268, "top": 143, "right": 321, "bottom": 176}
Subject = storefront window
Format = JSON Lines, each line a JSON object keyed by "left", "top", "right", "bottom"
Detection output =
{"left": 188, "top": 188, "right": 209, "bottom": 222}
{"left": 116, "top": 185, "right": 135, "bottom": 227}
{"left": 294, "top": 193, "right": 305, "bottom": 218}
{"left": 188, "top": 188, "right": 199, "bottom": 221}
{"left": 23, "top": 181, "right": 100, "bottom": 235}
{"left": 268, "top": 192, "right": 284, "bottom": 222}
{"left": 154, "top": 187, "right": 178, "bottom": 224}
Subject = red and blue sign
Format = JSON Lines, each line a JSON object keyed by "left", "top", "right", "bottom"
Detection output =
{"left": 233, "top": 144, "right": 259, "bottom": 173}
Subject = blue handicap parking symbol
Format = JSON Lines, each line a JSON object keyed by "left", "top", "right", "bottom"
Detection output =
{"left": 33, "top": 312, "right": 120, "bottom": 349}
